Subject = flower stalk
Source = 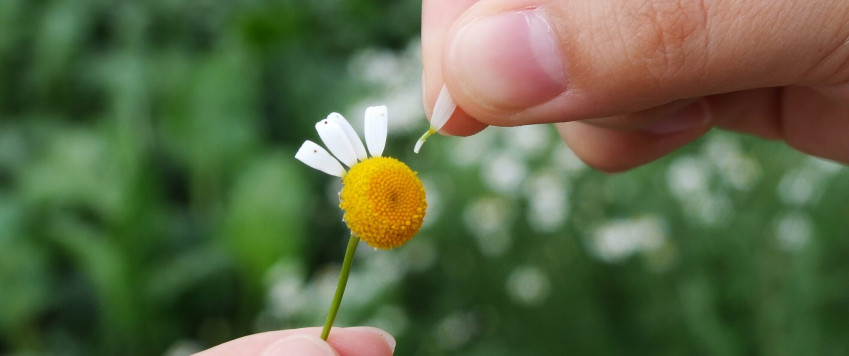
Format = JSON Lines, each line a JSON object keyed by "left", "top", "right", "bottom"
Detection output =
{"left": 296, "top": 106, "right": 428, "bottom": 342}
{"left": 320, "top": 233, "right": 360, "bottom": 340}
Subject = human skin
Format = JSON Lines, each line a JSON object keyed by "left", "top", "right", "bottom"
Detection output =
{"left": 195, "top": 2, "right": 848, "bottom": 353}
{"left": 193, "top": 327, "right": 395, "bottom": 356}
{"left": 422, "top": 0, "right": 849, "bottom": 172}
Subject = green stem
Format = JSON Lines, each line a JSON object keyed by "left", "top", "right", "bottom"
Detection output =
{"left": 320, "top": 234, "right": 360, "bottom": 340}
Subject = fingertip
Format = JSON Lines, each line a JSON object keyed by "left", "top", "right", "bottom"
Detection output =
{"left": 324, "top": 327, "right": 396, "bottom": 356}
{"left": 262, "top": 334, "right": 338, "bottom": 356}
{"left": 345, "top": 327, "right": 396, "bottom": 353}
{"left": 422, "top": 80, "right": 488, "bottom": 137}
{"left": 439, "top": 107, "right": 488, "bottom": 136}
{"left": 446, "top": 8, "right": 566, "bottom": 111}
{"left": 422, "top": 0, "right": 483, "bottom": 137}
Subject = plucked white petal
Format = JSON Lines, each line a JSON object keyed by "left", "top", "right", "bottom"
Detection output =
{"left": 413, "top": 135, "right": 426, "bottom": 154}
{"left": 413, "top": 128, "right": 435, "bottom": 154}
{"left": 364, "top": 105, "right": 388, "bottom": 157}
{"left": 316, "top": 119, "right": 358, "bottom": 167}
{"left": 327, "top": 112, "right": 367, "bottom": 161}
{"left": 430, "top": 84, "right": 457, "bottom": 131}
{"left": 295, "top": 141, "right": 346, "bottom": 177}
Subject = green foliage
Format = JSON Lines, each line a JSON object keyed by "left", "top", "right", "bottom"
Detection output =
{"left": 1, "top": 1, "right": 848, "bottom": 355}
{"left": 0, "top": 0, "right": 409, "bottom": 353}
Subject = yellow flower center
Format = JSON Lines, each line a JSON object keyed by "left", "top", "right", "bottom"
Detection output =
{"left": 340, "top": 157, "right": 427, "bottom": 249}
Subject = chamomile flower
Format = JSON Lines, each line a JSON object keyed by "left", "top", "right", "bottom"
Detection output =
{"left": 296, "top": 105, "right": 430, "bottom": 341}
{"left": 295, "top": 106, "right": 427, "bottom": 249}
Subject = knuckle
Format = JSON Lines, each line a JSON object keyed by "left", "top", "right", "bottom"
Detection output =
{"left": 618, "top": 0, "right": 710, "bottom": 88}
{"left": 804, "top": 37, "right": 849, "bottom": 85}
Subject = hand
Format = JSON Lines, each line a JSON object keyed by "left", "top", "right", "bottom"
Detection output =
{"left": 422, "top": 0, "right": 849, "bottom": 172}
{"left": 193, "top": 327, "right": 395, "bottom": 356}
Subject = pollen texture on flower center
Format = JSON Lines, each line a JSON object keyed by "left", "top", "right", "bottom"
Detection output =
{"left": 340, "top": 157, "right": 427, "bottom": 249}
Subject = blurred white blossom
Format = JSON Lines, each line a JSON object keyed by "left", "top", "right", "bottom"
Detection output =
{"left": 551, "top": 144, "right": 587, "bottom": 175}
{"left": 451, "top": 130, "right": 496, "bottom": 167}
{"left": 689, "top": 192, "right": 733, "bottom": 226}
{"left": 347, "top": 40, "right": 423, "bottom": 133}
{"left": 774, "top": 211, "right": 813, "bottom": 252}
{"left": 525, "top": 172, "right": 569, "bottom": 233}
{"left": 702, "top": 135, "right": 761, "bottom": 190}
{"left": 421, "top": 177, "right": 442, "bottom": 229}
{"left": 807, "top": 156, "right": 844, "bottom": 174}
{"left": 777, "top": 169, "right": 820, "bottom": 206}
{"left": 667, "top": 156, "right": 709, "bottom": 198}
{"left": 364, "top": 304, "right": 409, "bottom": 337}
{"left": 400, "top": 238, "right": 438, "bottom": 272}
{"left": 266, "top": 263, "right": 308, "bottom": 319}
{"left": 162, "top": 340, "right": 202, "bottom": 356}
{"left": 435, "top": 311, "right": 479, "bottom": 351}
{"left": 503, "top": 125, "right": 551, "bottom": 158}
{"left": 463, "top": 196, "right": 515, "bottom": 258}
{"left": 666, "top": 156, "right": 733, "bottom": 226}
{"left": 505, "top": 265, "right": 551, "bottom": 306}
{"left": 590, "top": 215, "right": 668, "bottom": 263}
{"left": 482, "top": 151, "right": 527, "bottom": 194}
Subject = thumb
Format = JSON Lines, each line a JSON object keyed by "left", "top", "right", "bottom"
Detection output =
{"left": 261, "top": 334, "right": 338, "bottom": 356}
{"left": 440, "top": 0, "right": 849, "bottom": 127}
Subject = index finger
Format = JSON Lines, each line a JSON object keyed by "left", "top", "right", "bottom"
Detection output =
{"left": 194, "top": 327, "right": 395, "bottom": 356}
{"left": 422, "top": 0, "right": 488, "bottom": 136}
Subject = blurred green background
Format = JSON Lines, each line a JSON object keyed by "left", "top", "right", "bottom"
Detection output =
{"left": 1, "top": 1, "right": 848, "bottom": 355}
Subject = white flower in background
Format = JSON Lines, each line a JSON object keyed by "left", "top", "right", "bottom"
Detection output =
{"left": 482, "top": 152, "right": 527, "bottom": 194}
{"left": 506, "top": 265, "right": 551, "bottom": 306}
{"left": 774, "top": 211, "right": 813, "bottom": 252}
{"left": 591, "top": 216, "right": 667, "bottom": 263}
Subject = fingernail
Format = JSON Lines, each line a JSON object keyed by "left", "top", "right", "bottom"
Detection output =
{"left": 449, "top": 9, "right": 566, "bottom": 110}
{"left": 261, "top": 334, "right": 336, "bottom": 356}
{"left": 647, "top": 100, "right": 712, "bottom": 135}
{"left": 348, "top": 327, "right": 396, "bottom": 353}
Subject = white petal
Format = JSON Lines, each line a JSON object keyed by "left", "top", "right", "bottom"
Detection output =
{"left": 295, "top": 141, "right": 346, "bottom": 177}
{"left": 413, "top": 136, "right": 426, "bottom": 153}
{"left": 364, "top": 105, "right": 387, "bottom": 157}
{"left": 430, "top": 84, "right": 457, "bottom": 131}
{"left": 413, "top": 128, "right": 435, "bottom": 154}
{"left": 327, "top": 112, "right": 367, "bottom": 161}
{"left": 316, "top": 118, "right": 358, "bottom": 167}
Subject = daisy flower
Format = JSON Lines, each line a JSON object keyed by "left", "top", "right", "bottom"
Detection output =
{"left": 296, "top": 106, "right": 427, "bottom": 249}
{"left": 294, "top": 105, "right": 427, "bottom": 339}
